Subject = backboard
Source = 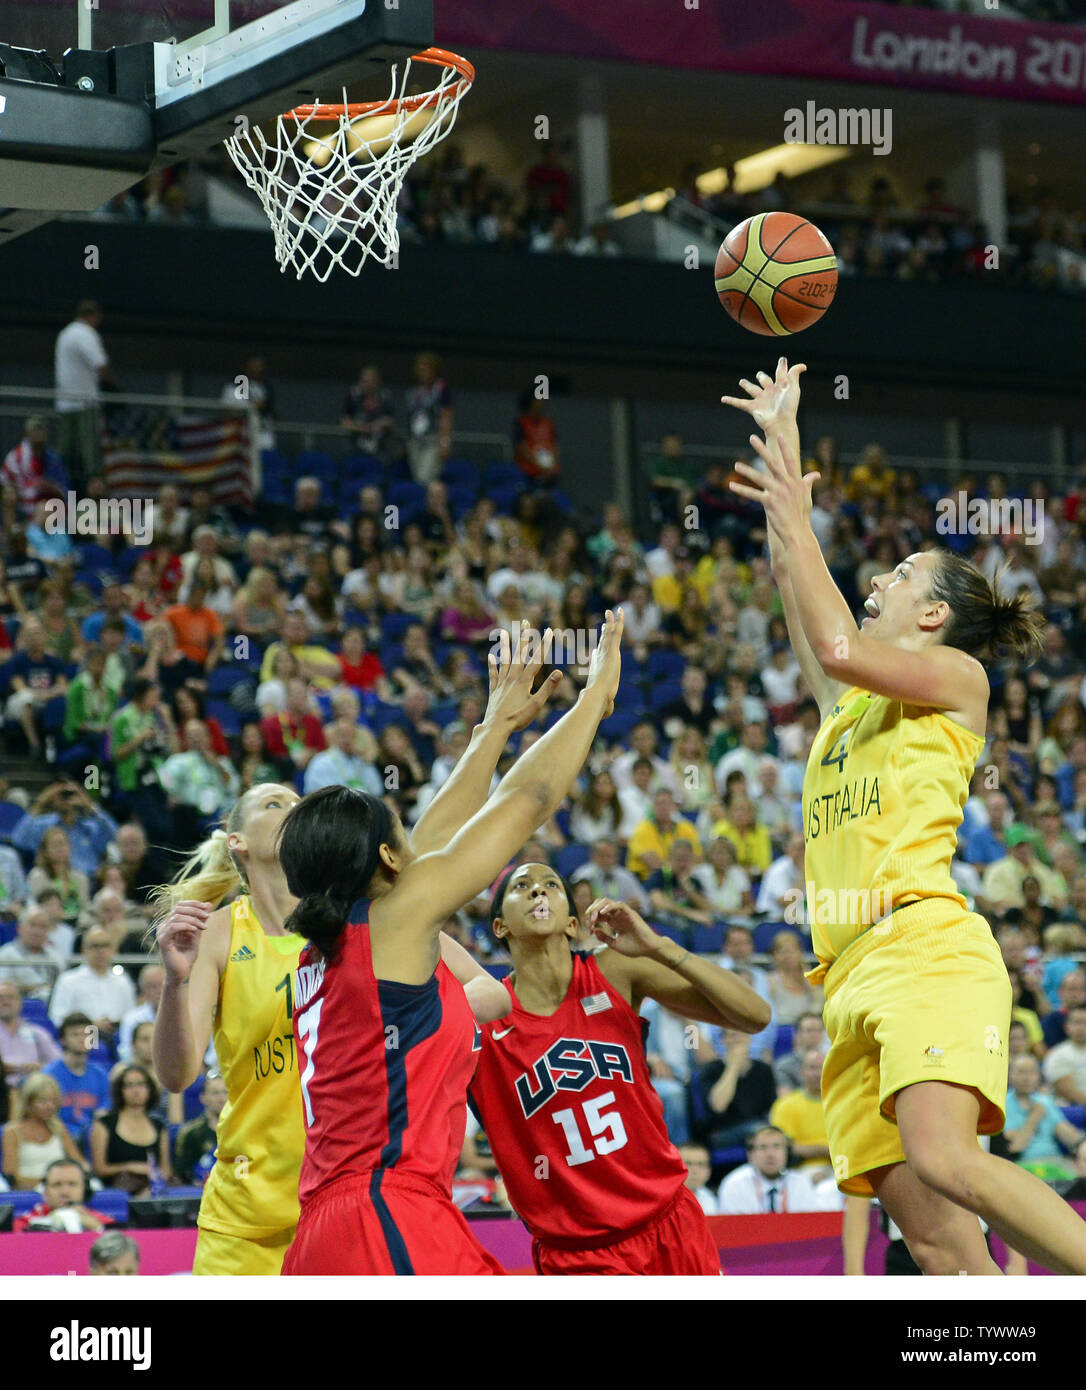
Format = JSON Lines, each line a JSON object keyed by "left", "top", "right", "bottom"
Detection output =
{"left": 0, "top": 0, "right": 432, "bottom": 241}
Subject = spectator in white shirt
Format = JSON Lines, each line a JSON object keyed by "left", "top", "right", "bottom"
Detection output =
{"left": 718, "top": 1125, "right": 822, "bottom": 1214}
{"left": 642, "top": 998, "right": 710, "bottom": 1144}
{"left": 718, "top": 925, "right": 771, "bottom": 1001}
{"left": 715, "top": 720, "right": 781, "bottom": 797}
{"left": 644, "top": 525, "right": 682, "bottom": 581}
{"left": 757, "top": 834, "right": 807, "bottom": 921}
{"left": 568, "top": 769, "right": 624, "bottom": 846}
{"left": 609, "top": 722, "right": 681, "bottom": 796}
{"left": 1043, "top": 1005, "right": 1086, "bottom": 1104}
{"left": 0, "top": 844, "right": 28, "bottom": 914}
{"left": 303, "top": 717, "right": 384, "bottom": 797}
{"left": 690, "top": 836, "right": 754, "bottom": 916}
{"left": 0, "top": 978, "right": 60, "bottom": 1087}
{"left": 679, "top": 1142, "right": 720, "bottom": 1215}
{"left": 47, "top": 929, "right": 136, "bottom": 1041}
{"left": 617, "top": 758, "right": 656, "bottom": 840}
{"left": 117, "top": 964, "right": 165, "bottom": 1064}
{"left": 54, "top": 299, "right": 114, "bottom": 489}
{"left": 620, "top": 583, "right": 664, "bottom": 660}
{"left": 485, "top": 543, "right": 561, "bottom": 609}
{"left": 0, "top": 907, "right": 64, "bottom": 1002}
{"left": 570, "top": 839, "right": 649, "bottom": 914}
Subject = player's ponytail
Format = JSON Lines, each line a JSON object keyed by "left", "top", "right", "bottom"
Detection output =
{"left": 276, "top": 786, "right": 395, "bottom": 963}
{"left": 928, "top": 553, "right": 1045, "bottom": 665}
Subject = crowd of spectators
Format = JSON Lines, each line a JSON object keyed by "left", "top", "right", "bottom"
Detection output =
{"left": 2, "top": 337, "right": 1086, "bottom": 1235}
{"left": 670, "top": 168, "right": 1086, "bottom": 292}
{"left": 86, "top": 137, "right": 1086, "bottom": 294}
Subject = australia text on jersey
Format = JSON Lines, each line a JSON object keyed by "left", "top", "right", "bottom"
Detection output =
{"left": 805, "top": 775, "right": 881, "bottom": 841}
{"left": 514, "top": 1038, "right": 634, "bottom": 1119}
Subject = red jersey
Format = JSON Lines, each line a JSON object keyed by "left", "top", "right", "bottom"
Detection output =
{"left": 292, "top": 901, "right": 478, "bottom": 1207}
{"left": 468, "top": 953, "right": 687, "bottom": 1247}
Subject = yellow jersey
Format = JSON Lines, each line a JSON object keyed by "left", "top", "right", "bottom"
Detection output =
{"left": 803, "top": 687, "right": 984, "bottom": 983}
{"left": 197, "top": 896, "right": 306, "bottom": 1238}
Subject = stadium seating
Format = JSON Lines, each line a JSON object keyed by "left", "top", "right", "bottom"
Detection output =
{"left": 0, "top": 801, "right": 24, "bottom": 841}
{"left": 554, "top": 843, "right": 590, "bottom": 878}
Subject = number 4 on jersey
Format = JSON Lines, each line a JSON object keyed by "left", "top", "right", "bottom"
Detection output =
{"left": 820, "top": 729, "right": 851, "bottom": 772}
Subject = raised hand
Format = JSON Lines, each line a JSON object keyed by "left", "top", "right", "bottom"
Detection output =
{"left": 585, "top": 608, "right": 625, "bottom": 718}
{"left": 728, "top": 432, "right": 819, "bottom": 542}
{"left": 156, "top": 900, "right": 213, "bottom": 985}
{"left": 483, "top": 627, "right": 562, "bottom": 734}
{"left": 584, "top": 897, "right": 663, "bottom": 958}
{"left": 721, "top": 356, "right": 806, "bottom": 445}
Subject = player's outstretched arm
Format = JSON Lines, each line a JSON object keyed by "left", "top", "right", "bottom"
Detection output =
{"left": 586, "top": 898, "right": 772, "bottom": 1033}
{"left": 409, "top": 628, "right": 562, "bottom": 857}
{"left": 439, "top": 931, "right": 510, "bottom": 1023}
{"left": 391, "top": 612, "right": 624, "bottom": 942}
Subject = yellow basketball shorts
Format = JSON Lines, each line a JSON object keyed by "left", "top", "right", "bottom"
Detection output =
{"left": 820, "top": 898, "right": 1012, "bottom": 1198}
{"left": 193, "top": 1223, "right": 297, "bottom": 1276}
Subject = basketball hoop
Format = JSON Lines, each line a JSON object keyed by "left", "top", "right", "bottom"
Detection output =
{"left": 224, "top": 48, "right": 474, "bottom": 282}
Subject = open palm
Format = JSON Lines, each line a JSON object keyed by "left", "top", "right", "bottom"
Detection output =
{"left": 722, "top": 356, "right": 806, "bottom": 436}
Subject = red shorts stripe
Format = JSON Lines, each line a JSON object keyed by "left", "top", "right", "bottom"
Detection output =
{"left": 282, "top": 1170, "right": 506, "bottom": 1276}
{"left": 532, "top": 1186, "right": 722, "bottom": 1276}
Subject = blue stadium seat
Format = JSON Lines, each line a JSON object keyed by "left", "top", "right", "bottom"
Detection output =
{"left": 0, "top": 800, "right": 25, "bottom": 841}
{"left": 183, "top": 1074, "right": 206, "bottom": 1121}
{"left": 554, "top": 807, "right": 571, "bottom": 838}
{"left": 441, "top": 457, "right": 479, "bottom": 488}
{"left": 88, "top": 1190, "right": 129, "bottom": 1223}
{"left": 430, "top": 701, "right": 459, "bottom": 729}
{"left": 296, "top": 450, "right": 338, "bottom": 478}
{"left": 752, "top": 920, "right": 804, "bottom": 953}
{"left": 646, "top": 649, "right": 685, "bottom": 681}
{"left": 482, "top": 462, "right": 524, "bottom": 490}
{"left": 312, "top": 691, "right": 334, "bottom": 723}
{"left": 369, "top": 703, "right": 408, "bottom": 734}
{"left": 774, "top": 1024, "right": 795, "bottom": 1059}
{"left": 600, "top": 709, "right": 645, "bottom": 743}
{"left": 484, "top": 964, "right": 511, "bottom": 981}
{"left": 0, "top": 919, "right": 15, "bottom": 947}
{"left": 651, "top": 921, "right": 687, "bottom": 946}
{"left": 387, "top": 480, "right": 427, "bottom": 512}
{"left": 115, "top": 546, "right": 150, "bottom": 576}
{"left": 343, "top": 452, "right": 383, "bottom": 479}
{"left": 207, "top": 666, "right": 248, "bottom": 697}
{"left": 709, "top": 1145, "right": 748, "bottom": 1172}
{"left": 648, "top": 679, "right": 684, "bottom": 712}
{"left": 6, "top": 1191, "right": 42, "bottom": 1216}
{"left": 207, "top": 699, "right": 241, "bottom": 737}
{"left": 73, "top": 570, "right": 104, "bottom": 598}
{"left": 167, "top": 1123, "right": 182, "bottom": 1163}
{"left": 19, "top": 997, "right": 51, "bottom": 1031}
{"left": 488, "top": 485, "right": 524, "bottom": 514}
{"left": 381, "top": 612, "right": 417, "bottom": 643}
{"left": 1059, "top": 1105, "right": 1086, "bottom": 1130}
{"left": 74, "top": 543, "right": 114, "bottom": 573}
{"left": 691, "top": 923, "right": 724, "bottom": 955}
{"left": 262, "top": 477, "right": 289, "bottom": 505}
{"left": 261, "top": 449, "right": 289, "bottom": 477}
{"left": 555, "top": 844, "right": 590, "bottom": 879}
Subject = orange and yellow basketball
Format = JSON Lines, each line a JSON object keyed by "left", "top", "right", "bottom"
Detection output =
{"left": 714, "top": 212, "right": 837, "bottom": 335}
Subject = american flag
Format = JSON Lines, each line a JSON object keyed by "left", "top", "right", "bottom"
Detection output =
{"left": 102, "top": 407, "right": 253, "bottom": 508}
{"left": 580, "top": 992, "right": 612, "bottom": 1016}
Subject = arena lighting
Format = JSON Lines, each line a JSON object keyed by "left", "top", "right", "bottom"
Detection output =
{"left": 611, "top": 144, "right": 851, "bottom": 219}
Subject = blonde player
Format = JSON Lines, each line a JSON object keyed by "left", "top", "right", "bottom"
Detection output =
{"left": 724, "top": 357, "right": 1086, "bottom": 1275}
{"left": 153, "top": 787, "right": 519, "bottom": 1275}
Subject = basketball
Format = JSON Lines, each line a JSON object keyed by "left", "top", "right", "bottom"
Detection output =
{"left": 714, "top": 212, "right": 838, "bottom": 335}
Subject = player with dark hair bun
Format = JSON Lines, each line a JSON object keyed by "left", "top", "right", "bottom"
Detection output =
{"left": 469, "top": 868, "right": 769, "bottom": 1274}
{"left": 274, "top": 615, "right": 625, "bottom": 1274}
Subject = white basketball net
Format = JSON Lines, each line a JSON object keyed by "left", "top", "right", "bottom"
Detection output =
{"left": 224, "top": 50, "right": 473, "bottom": 282}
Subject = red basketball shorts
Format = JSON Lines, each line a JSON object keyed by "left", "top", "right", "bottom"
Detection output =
{"left": 532, "top": 1186, "right": 722, "bottom": 1276}
{"left": 282, "top": 1169, "right": 506, "bottom": 1276}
